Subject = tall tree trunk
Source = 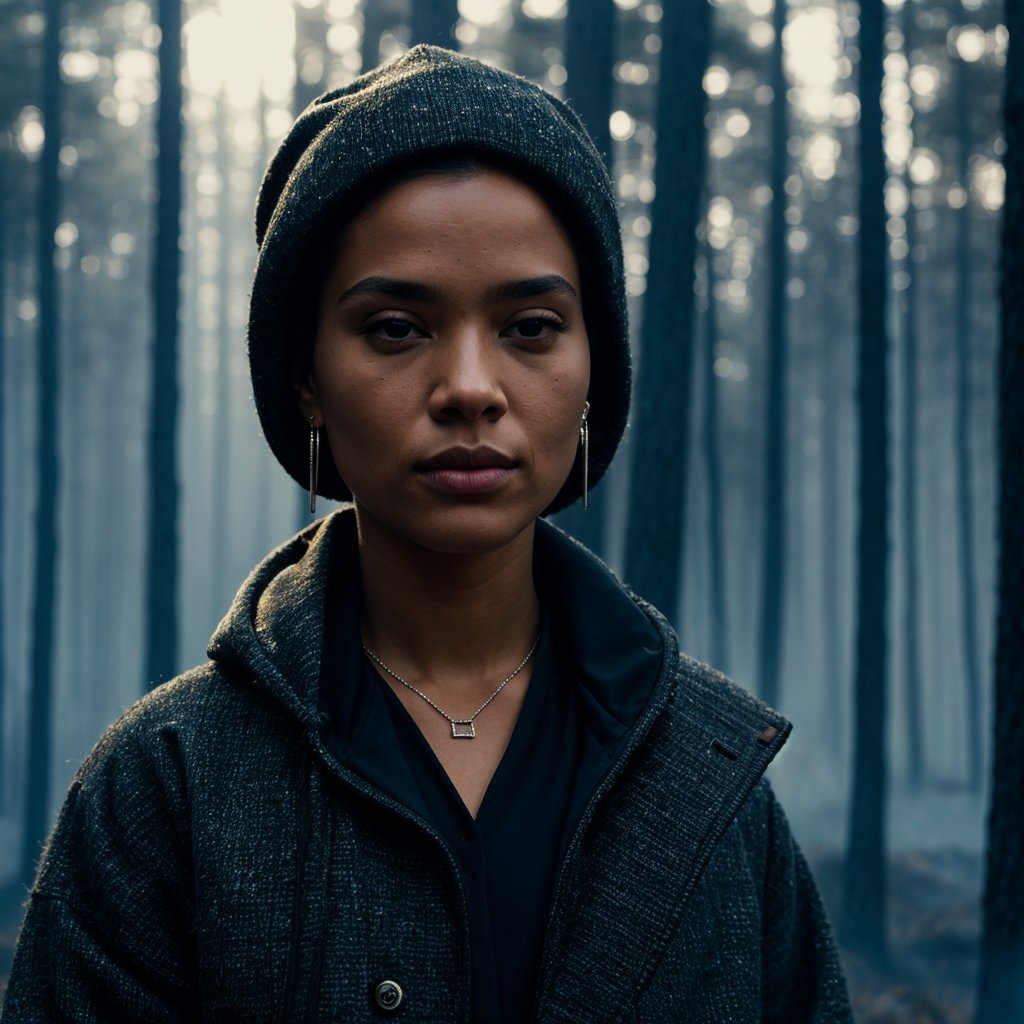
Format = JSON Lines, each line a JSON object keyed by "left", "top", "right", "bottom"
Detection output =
{"left": 703, "top": 245, "right": 727, "bottom": 673}
{"left": 294, "top": 4, "right": 330, "bottom": 530}
{"left": 294, "top": 0, "right": 329, "bottom": 115}
{"left": 820, "top": 292, "right": 844, "bottom": 753}
{"left": 21, "top": 0, "right": 63, "bottom": 885}
{"left": 554, "top": 0, "right": 616, "bottom": 556}
{"left": 901, "top": 0, "right": 924, "bottom": 788}
{"left": 624, "top": 0, "right": 710, "bottom": 624}
{"left": 145, "top": 0, "right": 183, "bottom": 690}
{"left": 975, "top": 3, "right": 1024, "bottom": 1016}
{"left": 757, "top": 0, "right": 788, "bottom": 709}
{"left": 361, "top": 0, "right": 396, "bottom": 73}
{"left": 409, "top": 0, "right": 459, "bottom": 48}
{"left": 840, "top": 0, "right": 890, "bottom": 961}
{"left": 254, "top": 88, "right": 273, "bottom": 550}
{"left": 0, "top": 147, "right": 7, "bottom": 810}
{"left": 212, "top": 92, "right": 232, "bottom": 603}
{"left": 953, "top": 46, "right": 983, "bottom": 791}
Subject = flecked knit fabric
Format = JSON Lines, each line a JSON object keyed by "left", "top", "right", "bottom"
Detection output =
{"left": 249, "top": 45, "right": 629, "bottom": 513}
{"left": 1, "top": 511, "right": 852, "bottom": 1022}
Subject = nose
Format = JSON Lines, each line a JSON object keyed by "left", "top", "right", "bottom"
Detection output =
{"left": 427, "top": 328, "right": 508, "bottom": 423}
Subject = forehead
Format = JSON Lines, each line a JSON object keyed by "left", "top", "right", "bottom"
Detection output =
{"left": 325, "top": 169, "right": 581, "bottom": 291}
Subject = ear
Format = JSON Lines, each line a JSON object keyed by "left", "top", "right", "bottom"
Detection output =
{"left": 294, "top": 372, "right": 323, "bottom": 427}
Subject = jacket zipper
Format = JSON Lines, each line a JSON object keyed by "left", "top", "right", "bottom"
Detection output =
{"left": 530, "top": 662, "right": 674, "bottom": 1023}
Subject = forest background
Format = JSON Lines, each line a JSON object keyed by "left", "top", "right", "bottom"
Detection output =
{"left": 0, "top": 0, "right": 1016, "bottom": 1019}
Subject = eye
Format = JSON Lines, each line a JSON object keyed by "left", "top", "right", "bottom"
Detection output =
{"left": 504, "top": 315, "right": 569, "bottom": 343}
{"left": 361, "top": 318, "right": 426, "bottom": 345}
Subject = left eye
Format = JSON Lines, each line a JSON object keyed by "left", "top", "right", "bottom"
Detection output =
{"left": 506, "top": 317, "right": 566, "bottom": 340}
{"left": 364, "top": 318, "right": 422, "bottom": 342}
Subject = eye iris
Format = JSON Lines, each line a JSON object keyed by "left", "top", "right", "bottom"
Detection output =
{"left": 382, "top": 320, "right": 410, "bottom": 339}
{"left": 518, "top": 319, "right": 545, "bottom": 338}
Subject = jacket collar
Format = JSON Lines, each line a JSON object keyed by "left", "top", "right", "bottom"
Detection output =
{"left": 206, "top": 512, "right": 337, "bottom": 728}
{"left": 205, "top": 507, "right": 666, "bottom": 737}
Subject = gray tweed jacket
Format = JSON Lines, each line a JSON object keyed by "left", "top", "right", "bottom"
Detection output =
{"left": 1, "top": 510, "right": 851, "bottom": 1023}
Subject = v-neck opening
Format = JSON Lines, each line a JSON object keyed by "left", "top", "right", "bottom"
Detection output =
{"left": 371, "top": 615, "right": 549, "bottom": 826}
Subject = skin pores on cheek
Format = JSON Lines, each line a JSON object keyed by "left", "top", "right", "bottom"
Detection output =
{"left": 299, "top": 169, "right": 591, "bottom": 555}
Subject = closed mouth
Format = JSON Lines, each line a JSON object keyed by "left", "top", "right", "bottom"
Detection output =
{"left": 415, "top": 446, "right": 518, "bottom": 472}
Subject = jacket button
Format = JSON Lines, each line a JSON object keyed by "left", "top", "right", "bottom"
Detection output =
{"left": 373, "top": 979, "right": 404, "bottom": 1012}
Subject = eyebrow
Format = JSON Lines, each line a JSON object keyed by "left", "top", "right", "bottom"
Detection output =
{"left": 335, "top": 274, "right": 578, "bottom": 306}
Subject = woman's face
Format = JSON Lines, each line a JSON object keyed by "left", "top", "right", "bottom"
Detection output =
{"left": 296, "top": 168, "right": 591, "bottom": 555}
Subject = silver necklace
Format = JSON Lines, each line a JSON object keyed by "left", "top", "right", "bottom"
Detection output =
{"left": 362, "top": 637, "right": 539, "bottom": 739}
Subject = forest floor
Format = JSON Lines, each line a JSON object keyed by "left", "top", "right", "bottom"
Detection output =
{"left": 0, "top": 849, "right": 982, "bottom": 1018}
{"left": 811, "top": 847, "right": 981, "bottom": 1023}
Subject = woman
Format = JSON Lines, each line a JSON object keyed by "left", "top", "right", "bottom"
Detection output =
{"left": 2, "top": 46, "right": 851, "bottom": 1022}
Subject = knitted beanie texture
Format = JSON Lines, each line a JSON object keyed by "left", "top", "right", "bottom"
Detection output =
{"left": 248, "top": 44, "right": 631, "bottom": 513}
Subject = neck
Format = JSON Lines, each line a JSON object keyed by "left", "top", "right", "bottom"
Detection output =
{"left": 354, "top": 507, "right": 540, "bottom": 697}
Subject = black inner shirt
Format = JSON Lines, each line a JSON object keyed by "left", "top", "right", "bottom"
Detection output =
{"left": 319, "top": 555, "right": 583, "bottom": 1023}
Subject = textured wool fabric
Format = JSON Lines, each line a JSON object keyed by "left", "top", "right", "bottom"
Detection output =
{"left": 1, "top": 511, "right": 853, "bottom": 1022}
{"left": 249, "top": 45, "right": 630, "bottom": 513}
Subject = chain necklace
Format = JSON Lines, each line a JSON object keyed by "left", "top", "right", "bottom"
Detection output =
{"left": 362, "top": 637, "right": 539, "bottom": 739}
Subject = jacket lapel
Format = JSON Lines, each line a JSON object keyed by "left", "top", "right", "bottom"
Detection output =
{"left": 536, "top": 645, "right": 790, "bottom": 1023}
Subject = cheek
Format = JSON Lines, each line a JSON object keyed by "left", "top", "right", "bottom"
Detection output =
{"left": 528, "top": 364, "right": 590, "bottom": 462}
{"left": 313, "top": 351, "right": 406, "bottom": 480}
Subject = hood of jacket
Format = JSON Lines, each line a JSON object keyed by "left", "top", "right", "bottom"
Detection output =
{"left": 206, "top": 506, "right": 666, "bottom": 732}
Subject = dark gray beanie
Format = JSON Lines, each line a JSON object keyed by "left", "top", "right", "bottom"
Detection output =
{"left": 249, "top": 44, "right": 630, "bottom": 514}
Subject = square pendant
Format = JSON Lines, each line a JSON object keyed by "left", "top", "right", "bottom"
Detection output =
{"left": 451, "top": 721, "right": 476, "bottom": 739}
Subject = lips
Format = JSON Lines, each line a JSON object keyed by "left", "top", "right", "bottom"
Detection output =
{"left": 415, "top": 446, "right": 518, "bottom": 472}
{"left": 415, "top": 446, "right": 518, "bottom": 494}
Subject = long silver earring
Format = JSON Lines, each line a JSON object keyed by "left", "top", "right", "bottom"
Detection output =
{"left": 580, "top": 401, "right": 590, "bottom": 510}
{"left": 309, "top": 417, "right": 320, "bottom": 515}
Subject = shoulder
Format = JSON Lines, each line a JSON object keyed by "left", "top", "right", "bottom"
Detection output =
{"left": 66, "top": 664, "right": 226, "bottom": 793}
{"left": 35, "top": 663, "right": 299, "bottom": 892}
{"left": 83, "top": 659, "right": 294, "bottom": 771}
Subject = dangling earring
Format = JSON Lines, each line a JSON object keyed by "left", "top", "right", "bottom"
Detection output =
{"left": 580, "top": 401, "right": 590, "bottom": 511}
{"left": 309, "top": 416, "right": 320, "bottom": 515}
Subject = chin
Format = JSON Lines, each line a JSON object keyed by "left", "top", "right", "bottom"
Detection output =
{"left": 354, "top": 497, "right": 546, "bottom": 558}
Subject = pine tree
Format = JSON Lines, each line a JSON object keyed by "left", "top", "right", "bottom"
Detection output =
{"left": 702, "top": 244, "right": 727, "bottom": 672}
{"left": 900, "top": 0, "right": 924, "bottom": 787}
{"left": 952, "top": 26, "right": 983, "bottom": 790}
{"left": 840, "top": 0, "right": 890, "bottom": 960}
{"left": 554, "top": 0, "right": 616, "bottom": 555}
{"left": 975, "top": 0, "right": 1024, "bottom": 1015}
{"left": 409, "top": 0, "right": 459, "bottom": 48}
{"left": 144, "top": 0, "right": 183, "bottom": 690}
{"left": 757, "top": 0, "right": 789, "bottom": 709}
{"left": 624, "top": 0, "right": 710, "bottom": 623}
{"left": 21, "top": 0, "right": 63, "bottom": 885}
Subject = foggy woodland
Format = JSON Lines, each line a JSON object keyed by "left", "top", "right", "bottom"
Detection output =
{"left": 0, "top": 0, "right": 1021, "bottom": 1019}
